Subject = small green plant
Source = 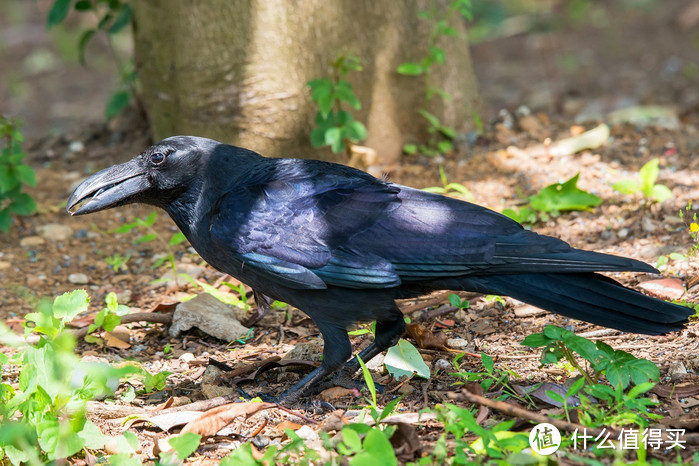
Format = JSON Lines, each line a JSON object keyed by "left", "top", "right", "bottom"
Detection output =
{"left": 399, "top": 0, "right": 473, "bottom": 157}
{"left": 523, "top": 325, "right": 661, "bottom": 429}
{"left": 308, "top": 55, "right": 368, "bottom": 157}
{"left": 613, "top": 158, "right": 673, "bottom": 203}
{"left": 112, "top": 210, "right": 187, "bottom": 276}
{"left": 0, "top": 117, "right": 37, "bottom": 232}
{"left": 0, "top": 290, "right": 142, "bottom": 464}
{"left": 104, "top": 252, "right": 130, "bottom": 272}
{"left": 422, "top": 166, "right": 473, "bottom": 200}
{"left": 523, "top": 325, "right": 659, "bottom": 389}
{"left": 47, "top": 0, "right": 138, "bottom": 119}
{"left": 503, "top": 173, "right": 602, "bottom": 225}
{"left": 450, "top": 353, "right": 525, "bottom": 403}
{"left": 448, "top": 293, "right": 471, "bottom": 310}
{"left": 84, "top": 292, "right": 130, "bottom": 344}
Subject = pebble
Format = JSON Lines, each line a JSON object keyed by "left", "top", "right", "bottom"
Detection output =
{"left": 20, "top": 236, "right": 45, "bottom": 247}
{"left": 669, "top": 361, "right": 687, "bottom": 383}
{"left": 68, "top": 273, "right": 89, "bottom": 285}
{"left": 434, "top": 359, "right": 452, "bottom": 372}
{"left": 618, "top": 228, "right": 630, "bottom": 239}
{"left": 0, "top": 261, "right": 10, "bottom": 270}
{"left": 295, "top": 425, "right": 319, "bottom": 442}
{"left": 37, "top": 224, "right": 74, "bottom": 241}
{"left": 641, "top": 217, "right": 656, "bottom": 233}
{"left": 179, "top": 352, "right": 195, "bottom": 362}
{"left": 446, "top": 337, "right": 472, "bottom": 350}
{"left": 116, "top": 289, "right": 132, "bottom": 304}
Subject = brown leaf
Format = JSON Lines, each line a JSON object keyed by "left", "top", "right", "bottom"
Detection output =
{"left": 320, "top": 386, "right": 355, "bottom": 402}
{"left": 180, "top": 401, "right": 276, "bottom": 437}
{"left": 406, "top": 323, "right": 449, "bottom": 351}
{"left": 104, "top": 331, "right": 131, "bottom": 349}
{"left": 275, "top": 420, "right": 303, "bottom": 434}
{"left": 150, "top": 302, "right": 179, "bottom": 313}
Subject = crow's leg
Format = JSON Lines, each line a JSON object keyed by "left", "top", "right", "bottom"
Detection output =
{"left": 243, "top": 291, "right": 274, "bottom": 327}
{"left": 276, "top": 322, "right": 352, "bottom": 407}
{"left": 328, "top": 307, "right": 406, "bottom": 391}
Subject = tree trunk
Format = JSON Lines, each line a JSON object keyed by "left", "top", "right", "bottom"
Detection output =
{"left": 131, "top": 0, "right": 480, "bottom": 167}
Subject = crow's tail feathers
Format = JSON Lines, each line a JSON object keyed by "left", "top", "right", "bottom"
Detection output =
{"left": 434, "top": 273, "right": 693, "bottom": 335}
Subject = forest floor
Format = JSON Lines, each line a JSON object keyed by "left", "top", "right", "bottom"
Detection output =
{"left": 1, "top": 0, "right": 699, "bottom": 463}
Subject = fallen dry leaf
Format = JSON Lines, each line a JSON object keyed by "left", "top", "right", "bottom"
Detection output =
{"left": 638, "top": 278, "right": 685, "bottom": 301}
{"left": 320, "top": 386, "right": 355, "bottom": 402}
{"left": 104, "top": 331, "right": 131, "bottom": 349}
{"left": 406, "top": 323, "right": 449, "bottom": 350}
{"left": 181, "top": 401, "right": 276, "bottom": 437}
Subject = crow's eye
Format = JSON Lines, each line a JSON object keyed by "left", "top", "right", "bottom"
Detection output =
{"left": 150, "top": 152, "right": 166, "bottom": 166}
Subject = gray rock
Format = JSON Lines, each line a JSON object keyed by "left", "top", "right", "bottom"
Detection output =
{"left": 169, "top": 293, "right": 249, "bottom": 342}
{"left": 68, "top": 273, "right": 89, "bottom": 285}
{"left": 283, "top": 340, "right": 324, "bottom": 363}
{"left": 669, "top": 361, "right": 687, "bottom": 383}
{"left": 37, "top": 224, "right": 74, "bottom": 241}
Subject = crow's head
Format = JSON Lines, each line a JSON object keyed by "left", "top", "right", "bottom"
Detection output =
{"left": 66, "top": 136, "right": 220, "bottom": 215}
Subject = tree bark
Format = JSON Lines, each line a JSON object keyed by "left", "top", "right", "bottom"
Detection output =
{"left": 131, "top": 0, "right": 480, "bottom": 166}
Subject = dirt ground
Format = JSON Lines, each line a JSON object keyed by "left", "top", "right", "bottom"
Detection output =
{"left": 1, "top": 0, "right": 699, "bottom": 463}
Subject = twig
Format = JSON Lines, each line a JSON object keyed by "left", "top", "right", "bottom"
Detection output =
{"left": 456, "top": 388, "right": 609, "bottom": 438}
{"left": 73, "top": 312, "right": 173, "bottom": 339}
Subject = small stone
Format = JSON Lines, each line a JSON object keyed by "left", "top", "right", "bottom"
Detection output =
{"left": 514, "top": 304, "right": 547, "bottom": 317}
{"left": 365, "top": 353, "right": 385, "bottom": 372}
{"left": 641, "top": 217, "right": 656, "bottom": 233}
{"left": 618, "top": 228, "right": 630, "bottom": 239}
{"left": 69, "top": 140, "right": 85, "bottom": 153}
{"left": 169, "top": 293, "right": 249, "bottom": 342}
{"left": 295, "top": 425, "right": 319, "bottom": 442}
{"left": 283, "top": 340, "right": 324, "bottom": 363}
{"left": 179, "top": 352, "right": 195, "bottom": 362}
{"left": 398, "top": 384, "right": 415, "bottom": 395}
{"left": 446, "top": 338, "right": 473, "bottom": 350}
{"left": 37, "top": 224, "right": 74, "bottom": 241}
{"left": 68, "top": 273, "right": 89, "bottom": 285}
{"left": 20, "top": 236, "right": 45, "bottom": 247}
{"left": 434, "top": 359, "right": 452, "bottom": 372}
{"left": 0, "top": 261, "right": 11, "bottom": 270}
{"left": 115, "top": 289, "right": 132, "bottom": 304}
{"left": 669, "top": 361, "right": 687, "bottom": 383}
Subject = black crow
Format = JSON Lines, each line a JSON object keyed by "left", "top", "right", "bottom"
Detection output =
{"left": 66, "top": 136, "right": 692, "bottom": 406}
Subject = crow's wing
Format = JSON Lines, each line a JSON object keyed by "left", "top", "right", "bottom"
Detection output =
{"left": 209, "top": 166, "right": 403, "bottom": 289}
{"left": 209, "top": 164, "right": 655, "bottom": 290}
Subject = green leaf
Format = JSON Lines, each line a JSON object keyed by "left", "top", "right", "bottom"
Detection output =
{"left": 564, "top": 335, "right": 598, "bottom": 362}
{"left": 74, "top": 0, "right": 93, "bottom": 11}
{"left": 521, "top": 332, "right": 549, "bottom": 347}
{"left": 437, "top": 140, "right": 453, "bottom": 154}
{"left": 627, "top": 359, "right": 660, "bottom": 385}
{"left": 639, "top": 158, "right": 659, "bottom": 195}
{"left": 529, "top": 173, "right": 601, "bottom": 213}
{"left": 15, "top": 164, "right": 36, "bottom": 187}
{"left": 335, "top": 79, "right": 361, "bottom": 109}
{"left": 350, "top": 428, "right": 397, "bottom": 466}
{"left": 169, "top": 232, "right": 187, "bottom": 246}
{"left": 418, "top": 109, "right": 441, "bottom": 128}
{"left": 0, "top": 165, "right": 19, "bottom": 193}
{"left": 480, "top": 353, "right": 494, "bottom": 374}
{"left": 105, "top": 90, "right": 130, "bottom": 119}
{"left": 144, "top": 210, "right": 157, "bottom": 226}
{"left": 543, "top": 325, "right": 563, "bottom": 340}
{"left": 429, "top": 46, "right": 446, "bottom": 65}
{"left": 9, "top": 192, "right": 37, "bottom": 215}
{"left": 169, "top": 432, "right": 202, "bottom": 460}
{"left": 324, "top": 127, "right": 345, "bottom": 154}
{"left": 78, "top": 29, "right": 96, "bottom": 65}
{"left": 108, "top": 3, "right": 132, "bottom": 34}
{"left": 345, "top": 120, "right": 367, "bottom": 142}
{"left": 612, "top": 179, "right": 640, "bottom": 195}
{"left": 310, "top": 126, "right": 327, "bottom": 148}
{"left": 79, "top": 420, "right": 107, "bottom": 449}
{"left": 448, "top": 293, "right": 462, "bottom": 307}
{"left": 340, "top": 426, "right": 363, "bottom": 455}
{"left": 651, "top": 184, "right": 672, "bottom": 203}
{"left": 397, "top": 62, "right": 424, "bottom": 75}
{"left": 403, "top": 144, "right": 418, "bottom": 154}
{"left": 53, "top": 290, "right": 90, "bottom": 322}
{"left": 47, "top": 0, "right": 72, "bottom": 27}
{"left": 135, "top": 233, "right": 157, "bottom": 244}
{"left": 384, "top": 338, "right": 430, "bottom": 379}
{"left": 357, "top": 355, "right": 376, "bottom": 407}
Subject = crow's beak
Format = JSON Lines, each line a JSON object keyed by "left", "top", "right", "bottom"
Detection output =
{"left": 66, "top": 159, "right": 151, "bottom": 215}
